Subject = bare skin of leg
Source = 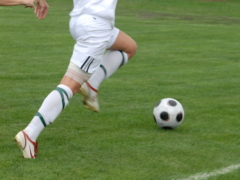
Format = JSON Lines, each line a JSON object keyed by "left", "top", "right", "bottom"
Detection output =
{"left": 60, "top": 30, "right": 137, "bottom": 95}
{"left": 60, "top": 76, "right": 80, "bottom": 95}
{"left": 108, "top": 30, "right": 137, "bottom": 59}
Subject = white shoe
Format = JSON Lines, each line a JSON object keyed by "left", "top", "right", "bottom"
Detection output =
{"left": 79, "top": 82, "right": 100, "bottom": 112}
{"left": 15, "top": 130, "right": 38, "bottom": 159}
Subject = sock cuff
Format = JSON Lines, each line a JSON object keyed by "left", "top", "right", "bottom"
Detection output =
{"left": 57, "top": 84, "right": 73, "bottom": 99}
{"left": 118, "top": 50, "right": 128, "bottom": 68}
{"left": 99, "top": 64, "right": 107, "bottom": 79}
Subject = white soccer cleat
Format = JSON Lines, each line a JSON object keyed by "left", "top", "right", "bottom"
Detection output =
{"left": 79, "top": 82, "right": 100, "bottom": 112}
{"left": 15, "top": 130, "right": 38, "bottom": 159}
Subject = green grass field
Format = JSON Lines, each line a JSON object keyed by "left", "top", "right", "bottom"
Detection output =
{"left": 0, "top": 0, "right": 240, "bottom": 179}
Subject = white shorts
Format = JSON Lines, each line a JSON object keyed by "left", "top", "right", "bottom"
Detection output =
{"left": 69, "top": 14, "right": 120, "bottom": 74}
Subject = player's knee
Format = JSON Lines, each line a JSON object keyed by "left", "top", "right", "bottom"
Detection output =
{"left": 127, "top": 40, "right": 137, "bottom": 59}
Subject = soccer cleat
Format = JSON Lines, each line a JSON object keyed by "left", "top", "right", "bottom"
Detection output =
{"left": 79, "top": 82, "right": 100, "bottom": 112}
{"left": 15, "top": 130, "right": 38, "bottom": 159}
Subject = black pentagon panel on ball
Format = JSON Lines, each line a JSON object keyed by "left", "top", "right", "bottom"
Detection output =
{"left": 162, "top": 126, "right": 173, "bottom": 130}
{"left": 155, "top": 100, "right": 161, "bottom": 107}
{"left": 168, "top": 100, "right": 177, "bottom": 106}
{"left": 176, "top": 113, "right": 183, "bottom": 122}
{"left": 160, "top": 111, "right": 169, "bottom": 121}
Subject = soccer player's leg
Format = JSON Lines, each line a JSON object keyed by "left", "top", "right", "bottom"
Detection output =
{"left": 108, "top": 30, "right": 137, "bottom": 60}
{"left": 81, "top": 30, "right": 137, "bottom": 112}
{"left": 70, "top": 15, "right": 113, "bottom": 112}
{"left": 65, "top": 62, "right": 99, "bottom": 112}
{"left": 15, "top": 83, "right": 74, "bottom": 158}
{"left": 14, "top": 60, "right": 90, "bottom": 158}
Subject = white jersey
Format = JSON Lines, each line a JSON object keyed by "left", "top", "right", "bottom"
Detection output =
{"left": 70, "top": 0, "right": 118, "bottom": 25}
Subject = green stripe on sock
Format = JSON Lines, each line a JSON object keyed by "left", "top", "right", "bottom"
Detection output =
{"left": 36, "top": 112, "right": 47, "bottom": 127}
{"left": 100, "top": 64, "right": 107, "bottom": 79}
{"left": 55, "top": 87, "right": 69, "bottom": 110}
{"left": 118, "top": 50, "right": 125, "bottom": 68}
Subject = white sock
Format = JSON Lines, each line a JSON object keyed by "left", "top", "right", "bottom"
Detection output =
{"left": 24, "top": 84, "right": 73, "bottom": 141}
{"left": 88, "top": 50, "right": 128, "bottom": 90}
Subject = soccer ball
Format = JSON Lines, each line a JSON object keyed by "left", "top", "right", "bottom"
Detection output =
{"left": 153, "top": 98, "right": 184, "bottom": 129}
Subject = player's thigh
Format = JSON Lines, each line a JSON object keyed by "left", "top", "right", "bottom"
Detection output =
{"left": 108, "top": 30, "right": 137, "bottom": 59}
